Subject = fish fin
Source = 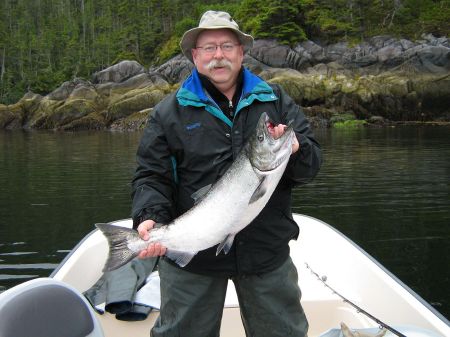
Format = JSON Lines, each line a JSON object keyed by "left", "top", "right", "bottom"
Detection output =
{"left": 165, "top": 249, "right": 197, "bottom": 267}
{"left": 191, "top": 184, "right": 213, "bottom": 205}
{"left": 216, "top": 234, "right": 236, "bottom": 255}
{"left": 95, "top": 223, "right": 140, "bottom": 272}
{"left": 249, "top": 177, "right": 268, "bottom": 204}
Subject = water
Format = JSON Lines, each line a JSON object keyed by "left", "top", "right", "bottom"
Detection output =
{"left": 0, "top": 131, "right": 139, "bottom": 290}
{"left": 0, "top": 127, "right": 449, "bottom": 319}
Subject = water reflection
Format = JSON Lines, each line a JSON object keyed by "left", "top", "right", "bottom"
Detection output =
{"left": 0, "top": 130, "right": 140, "bottom": 289}
{"left": 294, "top": 126, "right": 450, "bottom": 317}
{"left": 0, "top": 127, "right": 449, "bottom": 319}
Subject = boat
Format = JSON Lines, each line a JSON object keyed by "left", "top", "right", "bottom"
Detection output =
{"left": 0, "top": 214, "right": 449, "bottom": 337}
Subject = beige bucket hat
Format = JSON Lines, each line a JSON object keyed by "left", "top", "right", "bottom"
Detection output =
{"left": 180, "top": 10, "right": 254, "bottom": 63}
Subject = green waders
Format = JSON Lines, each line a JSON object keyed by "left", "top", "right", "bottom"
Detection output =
{"left": 151, "top": 257, "right": 308, "bottom": 337}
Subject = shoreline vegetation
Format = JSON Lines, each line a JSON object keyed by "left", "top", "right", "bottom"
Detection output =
{"left": 1, "top": 34, "right": 449, "bottom": 131}
{"left": 1, "top": 0, "right": 449, "bottom": 131}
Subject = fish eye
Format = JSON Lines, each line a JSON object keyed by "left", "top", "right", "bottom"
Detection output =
{"left": 257, "top": 134, "right": 264, "bottom": 142}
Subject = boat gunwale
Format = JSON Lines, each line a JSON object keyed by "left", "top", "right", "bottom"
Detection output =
{"left": 50, "top": 219, "right": 128, "bottom": 279}
{"left": 296, "top": 214, "right": 450, "bottom": 328}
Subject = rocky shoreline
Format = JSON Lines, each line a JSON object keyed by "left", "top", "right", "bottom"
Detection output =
{"left": 1, "top": 34, "right": 449, "bottom": 131}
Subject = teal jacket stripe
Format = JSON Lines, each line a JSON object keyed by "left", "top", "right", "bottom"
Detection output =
{"left": 170, "top": 155, "right": 178, "bottom": 184}
{"left": 206, "top": 105, "right": 233, "bottom": 127}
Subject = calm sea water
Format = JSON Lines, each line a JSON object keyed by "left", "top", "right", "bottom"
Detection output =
{"left": 0, "top": 126, "right": 449, "bottom": 319}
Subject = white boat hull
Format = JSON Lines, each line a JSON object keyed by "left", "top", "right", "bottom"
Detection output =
{"left": 2, "top": 214, "right": 449, "bottom": 337}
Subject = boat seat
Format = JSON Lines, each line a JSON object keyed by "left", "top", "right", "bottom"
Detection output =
{"left": 0, "top": 278, "right": 104, "bottom": 337}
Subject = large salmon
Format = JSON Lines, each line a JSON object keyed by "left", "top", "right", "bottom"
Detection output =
{"left": 97, "top": 112, "right": 295, "bottom": 271}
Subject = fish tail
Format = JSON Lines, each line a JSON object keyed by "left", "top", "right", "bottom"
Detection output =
{"left": 95, "top": 223, "right": 139, "bottom": 272}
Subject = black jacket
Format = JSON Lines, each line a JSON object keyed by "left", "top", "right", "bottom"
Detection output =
{"left": 131, "top": 68, "right": 322, "bottom": 276}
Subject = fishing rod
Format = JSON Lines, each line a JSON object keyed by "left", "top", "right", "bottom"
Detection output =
{"left": 305, "top": 263, "right": 407, "bottom": 337}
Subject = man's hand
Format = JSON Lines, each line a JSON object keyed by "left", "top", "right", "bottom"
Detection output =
{"left": 269, "top": 124, "right": 300, "bottom": 154}
{"left": 137, "top": 219, "right": 167, "bottom": 259}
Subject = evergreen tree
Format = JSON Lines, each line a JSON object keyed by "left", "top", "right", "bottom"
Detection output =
{"left": 237, "top": 0, "right": 307, "bottom": 45}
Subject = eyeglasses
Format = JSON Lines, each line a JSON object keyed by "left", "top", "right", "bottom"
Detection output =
{"left": 195, "top": 42, "right": 240, "bottom": 54}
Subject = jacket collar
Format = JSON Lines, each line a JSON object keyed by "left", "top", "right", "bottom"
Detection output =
{"left": 177, "top": 68, "right": 274, "bottom": 105}
{"left": 198, "top": 68, "right": 243, "bottom": 111}
{"left": 176, "top": 68, "right": 277, "bottom": 127}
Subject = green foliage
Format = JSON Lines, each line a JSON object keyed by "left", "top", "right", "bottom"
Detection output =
{"left": 157, "top": 35, "right": 182, "bottom": 64}
{"left": 301, "top": 3, "right": 355, "bottom": 42}
{"left": 194, "top": 2, "right": 240, "bottom": 18}
{"left": 388, "top": 0, "right": 450, "bottom": 38}
{"left": 0, "top": 0, "right": 449, "bottom": 104}
{"left": 333, "top": 119, "right": 367, "bottom": 128}
{"left": 113, "top": 51, "right": 141, "bottom": 65}
{"left": 173, "top": 18, "right": 198, "bottom": 38}
{"left": 236, "top": 0, "right": 307, "bottom": 45}
{"left": 30, "top": 69, "right": 67, "bottom": 96}
{"left": 156, "top": 17, "right": 198, "bottom": 63}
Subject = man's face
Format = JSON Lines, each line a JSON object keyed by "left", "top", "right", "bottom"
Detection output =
{"left": 192, "top": 29, "right": 244, "bottom": 90}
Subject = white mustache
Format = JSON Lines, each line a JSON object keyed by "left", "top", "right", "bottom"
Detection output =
{"left": 206, "top": 59, "right": 233, "bottom": 71}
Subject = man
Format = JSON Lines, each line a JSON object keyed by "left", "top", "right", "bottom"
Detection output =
{"left": 131, "top": 10, "right": 322, "bottom": 337}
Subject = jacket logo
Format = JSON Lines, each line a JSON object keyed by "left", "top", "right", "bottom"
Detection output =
{"left": 186, "top": 122, "right": 201, "bottom": 131}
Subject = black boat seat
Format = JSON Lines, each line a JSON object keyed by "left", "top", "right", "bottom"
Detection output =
{"left": 0, "top": 277, "right": 104, "bottom": 337}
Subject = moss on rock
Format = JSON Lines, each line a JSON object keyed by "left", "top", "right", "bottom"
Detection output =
{"left": 60, "top": 111, "right": 107, "bottom": 131}
{"left": 105, "top": 88, "right": 165, "bottom": 123}
{"left": 110, "top": 108, "right": 152, "bottom": 131}
{"left": 333, "top": 119, "right": 367, "bottom": 128}
{"left": 49, "top": 99, "right": 98, "bottom": 128}
{"left": 0, "top": 104, "right": 24, "bottom": 129}
{"left": 24, "top": 98, "right": 64, "bottom": 128}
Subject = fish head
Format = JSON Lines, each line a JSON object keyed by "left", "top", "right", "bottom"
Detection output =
{"left": 247, "top": 112, "right": 295, "bottom": 173}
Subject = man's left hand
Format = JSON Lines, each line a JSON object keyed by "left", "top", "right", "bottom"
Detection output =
{"left": 270, "top": 124, "right": 300, "bottom": 154}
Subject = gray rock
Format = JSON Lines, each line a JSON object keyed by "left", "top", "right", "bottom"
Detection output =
{"left": 69, "top": 83, "right": 97, "bottom": 100}
{"left": 151, "top": 55, "right": 193, "bottom": 84}
{"left": 295, "top": 40, "right": 326, "bottom": 63}
{"left": 249, "top": 40, "right": 291, "bottom": 68}
{"left": 244, "top": 35, "right": 450, "bottom": 75}
{"left": 47, "top": 78, "right": 90, "bottom": 101}
{"left": 401, "top": 44, "right": 450, "bottom": 73}
{"left": 242, "top": 55, "right": 271, "bottom": 74}
{"left": 112, "top": 73, "right": 169, "bottom": 92}
{"left": 325, "top": 42, "right": 349, "bottom": 62}
{"left": 92, "top": 60, "right": 145, "bottom": 84}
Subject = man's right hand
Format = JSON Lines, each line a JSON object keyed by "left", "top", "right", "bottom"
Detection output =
{"left": 137, "top": 219, "right": 167, "bottom": 259}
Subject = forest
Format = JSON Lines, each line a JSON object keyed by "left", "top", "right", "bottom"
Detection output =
{"left": 0, "top": 0, "right": 449, "bottom": 104}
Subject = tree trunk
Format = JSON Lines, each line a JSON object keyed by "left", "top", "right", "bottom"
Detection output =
{"left": 81, "top": 0, "right": 86, "bottom": 49}
{"left": 389, "top": 0, "right": 402, "bottom": 27}
{"left": 0, "top": 48, "right": 5, "bottom": 84}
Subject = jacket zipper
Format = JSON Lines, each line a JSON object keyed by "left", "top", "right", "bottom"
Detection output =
{"left": 228, "top": 100, "right": 234, "bottom": 118}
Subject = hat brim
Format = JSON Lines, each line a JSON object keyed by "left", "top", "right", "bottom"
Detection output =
{"left": 180, "top": 27, "right": 254, "bottom": 63}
